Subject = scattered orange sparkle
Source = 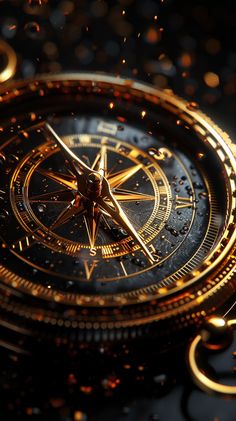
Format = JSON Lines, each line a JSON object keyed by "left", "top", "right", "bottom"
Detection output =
{"left": 80, "top": 385, "right": 92, "bottom": 394}
{"left": 145, "top": 27, "right": 160, "bottom": 44}
{"left": 74, "top": 411, "right": 84, "bottom": 421}
{"left": 22, "top": 131, "right": 29, "bottom": 139}
{"left": 180, "top": 53, "right": 192, "bottom": 68}
{"left": 141, "top": 110, "right": 146, "bottom": 118}
{"left": 204, "top": 72, "right": 220, "bottom": 88}
{"left": 117, "top": 116, "right": 126, "bottom": 123}
{"left": 30, "top": 112, "right": 37, "bottom": 121}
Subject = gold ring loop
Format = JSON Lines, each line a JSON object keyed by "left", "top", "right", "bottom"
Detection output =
{"left": 0, "top": 39, "right": 17, "bottom": 83}
{"left": 188, "top": 319, "right": 236, "bottom": 397}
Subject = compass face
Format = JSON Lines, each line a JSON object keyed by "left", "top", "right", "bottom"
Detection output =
{"left": 1, "top": 115, "right": 216, "bottom": 298}
{"left": 0, "top": 75, "right": 235, "bottom": 339}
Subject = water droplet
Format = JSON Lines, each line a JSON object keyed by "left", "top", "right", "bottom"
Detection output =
{"left": 0, "top": 152, "right": 6, "bottom": 166}
{"left": 8, "top": 154, "right": 19, "bottom": 164}
{"left": 2, "top": 19, "right": 17, "bottom": 39}
{"left": 193, "top": 182, "right": 203, "bottom": 189}
{"left": 37, "top": 204, "right": 46, "bottom": 213}
{"left": 199, "top": 191, "right": 207, "bottom": 199}
{"left": 0, "top": 209, "right": 9, "bottom": 219}
{"left": 165, "top": 225, "right": 179, "bottom": 237}
{"left": 148, "top": 147, "right": 172, "bottom": 161}
{"left": 132, "top": 257, "right": 146, "bottom": 267}
{"left": 24, "top": 22, "right": 41, "bottom": 38}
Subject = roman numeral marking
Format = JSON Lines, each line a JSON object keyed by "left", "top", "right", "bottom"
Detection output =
{"left": 121, "top": 242, "right": 132, "bottom": 253}
{"left": 148, "top": 243, "right": 160, "bottom": 260}
{"left": 175, "top": 195, "right": 194, "bottom": 209}
{"left": 97, "top": 121, "right": 117, "bottom": 135}
{"left": 83, "top": 260, "right": 99, "bottom": 281}
{"left": 120, "top": 260, "right": 128, "bottom": 276}
{"left": 12, "top": 234, "right": 36, "bottom": 252}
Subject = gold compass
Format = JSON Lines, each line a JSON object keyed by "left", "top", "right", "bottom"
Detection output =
{"left": 11, "top": 130, "right": 171, "bottom": 264}
{"left": 0, "top": 73, "right": 235, "bottom": 340}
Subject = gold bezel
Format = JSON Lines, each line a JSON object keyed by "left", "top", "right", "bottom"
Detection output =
{"left": 0, "top": 40, "right": 17, "bottom": 83}
{"left": 0, "top": 73, "right": 235, "bottom": 334}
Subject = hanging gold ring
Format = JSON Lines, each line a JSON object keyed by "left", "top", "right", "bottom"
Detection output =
{"left": 188, "top": 317, "right": 236, "bottom": 397}
{"left": 0, "top": 39, "right": 17, "bottom": 83}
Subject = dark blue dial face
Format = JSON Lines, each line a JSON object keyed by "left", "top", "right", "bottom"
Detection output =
{"left": 0, "top": 108, "right": 224, "bottom": 306}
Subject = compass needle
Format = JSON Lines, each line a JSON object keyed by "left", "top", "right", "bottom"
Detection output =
{"left": 36, "top": 168, "right": 77, "bottom": 190}
{"left": 84, "top": 204, "right": 101, "bottom": 250}
{"left": 113, "top": 188, "right": 155, "bottom": 202}
{"left": 45, "top": 123, "right": 93, "bottom": 176}
{"left": 51, "top": 196, "right": 85, "bottom": 230}
{"left": 96, "top": 181, "right": 155, "bottom": 264}
{"left": 108, "top": 164, "right": 143, "bottom": 188}
{"left": 29, "top": 189, "right": 74, "bottom": 203}
{"left": 91, "top": 143, "right": 108, "bottom": 177}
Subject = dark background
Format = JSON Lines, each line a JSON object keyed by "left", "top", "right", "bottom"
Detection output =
{"left": 0, "top": 0, "right": 236, "bottom": 136}
{"left": 0, "top": 1, "right": 236, "bottom": 420}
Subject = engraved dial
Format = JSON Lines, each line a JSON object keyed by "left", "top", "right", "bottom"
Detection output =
{"left": 3, "top": 114, "right": 213, "bottom": 300}
{"left": 0, "top": 74, "right": 235, "bottom": 342}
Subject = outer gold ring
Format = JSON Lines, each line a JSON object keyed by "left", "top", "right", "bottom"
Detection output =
{"left": 0, "top": 39, "right": 17, "bottom": 83}
{"left": 188, "top": 319, "right": 236, "bottom": 397}
{"left": 0, "top": 74, "right": 235, "bottom": 341}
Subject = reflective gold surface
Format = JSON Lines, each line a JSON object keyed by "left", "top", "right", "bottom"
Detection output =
{"left": 0, "top": 73, "right": 235, "bottom": 339}
{"left": 0, "top": 40, "right": 17, "bottom": 83}
{"left": 188, "top": 318, "right": 236, "bottom": 397}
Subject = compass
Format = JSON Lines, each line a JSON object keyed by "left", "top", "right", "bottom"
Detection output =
{"left": 0, "top": 73, "right": 235, "bottom": 343}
